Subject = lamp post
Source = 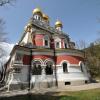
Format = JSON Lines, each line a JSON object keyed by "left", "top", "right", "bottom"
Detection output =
{"left": 28, "top": 49, "right": 32, "bottom": 91}
{"left": 51, "top": 38, "right": 58, "bottom": 87}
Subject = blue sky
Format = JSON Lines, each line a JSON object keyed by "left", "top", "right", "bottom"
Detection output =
{"left": 0, "top": 0, "right": 100, "bottom": 45}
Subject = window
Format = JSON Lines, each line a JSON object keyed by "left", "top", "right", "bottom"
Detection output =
{"left": 65, "top": 82, "right": 70, "bottom": 85}
{"left": 65, "top": 43, "right": 67, "bottom": 48}
{"left": 32, "top": 61, "right": 42, "bottom": 75}
{"left": 80, "top": 63, "right": 84, "bottom": 72}
{"left": 56, "top": 42, "right": 60, "bottom": 48}
{"left": 15, "top": 53, "right": 23, "bottom": 64}
{"left": 63, "top": 63, "right": 68, "bottom": 73}
{"left": 45, "top": 40, "right": 48, "bottom": 46}
{"left": 64, "top": 39, "right": 68, "bottom": 49}
{"left": 38, "top": 16, "right": 41, "bottom": 20}
{"left": 45, "top": 62, "right": 53, "bottom": 75}
{"left": 44, "top": 35, "right": 50, "bottom": 48}
{"left": 54, "top": 38, "right": 61, "bottom": 49}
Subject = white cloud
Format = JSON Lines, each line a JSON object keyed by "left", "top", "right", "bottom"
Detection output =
{"left": 0, "top": 42, "right": 14, "bottom": 70}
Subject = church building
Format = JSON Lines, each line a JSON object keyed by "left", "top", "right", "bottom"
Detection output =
{"left": 5, "top": 8, "right": 89, "bottom": 90}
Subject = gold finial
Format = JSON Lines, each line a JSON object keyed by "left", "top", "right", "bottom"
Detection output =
{"left": 43, "top": 13, "right": 49, "bottom": 20}
{"left": 32, "top": 8, "right": 42, "bottom": 16}
{"left": 55, "top": 20, "right": 63, "bottom": 28}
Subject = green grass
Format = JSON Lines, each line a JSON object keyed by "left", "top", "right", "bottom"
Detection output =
{"left": 59, "top": 89, "right": 100, "bottom": 100}
{"left": 0, "top": 89, "right": 100, "bottom": 100}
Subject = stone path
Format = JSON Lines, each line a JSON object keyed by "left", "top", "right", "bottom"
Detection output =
{"left": 0, "top": 83, "right": 100, "bottom": 97}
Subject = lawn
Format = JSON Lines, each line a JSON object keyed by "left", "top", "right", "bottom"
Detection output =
{"left": 0, "top": 89, "right": 100, "bottom": 100}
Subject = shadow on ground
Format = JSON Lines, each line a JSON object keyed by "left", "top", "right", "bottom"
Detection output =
{"left": 0, "top": 93, "right": 77, "bottom": 100}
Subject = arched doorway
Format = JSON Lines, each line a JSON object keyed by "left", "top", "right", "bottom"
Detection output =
{"left": 32, "top": 61, "right": 42, "bottom": 75}
{"left": 45, "top": 61, "right": 53, "bottom": 75}
{"left": 63, "top": 63, "right": 68, "bottom": 73}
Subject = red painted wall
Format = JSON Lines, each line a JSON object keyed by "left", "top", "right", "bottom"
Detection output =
{"left": 23, "top": 55, "right": 30, "bottom": 65}
{"left": 56, "top": 55, "right": 83, "bottom": 65}
{"left": 34, "top": 34, "right": 44, "bottom": 46}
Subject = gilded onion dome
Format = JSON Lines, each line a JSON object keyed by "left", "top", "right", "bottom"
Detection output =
{"left": 32, "top": 8, "right": 42, "bottom": 16}
{"left": 43, "top": 13, "right": 49, "bottom": 21}
{"left": 27, "top": 23, "right": 32, "bottom": 27}
{"left": 55, "top": 20, "right": 63, "bottom": 28}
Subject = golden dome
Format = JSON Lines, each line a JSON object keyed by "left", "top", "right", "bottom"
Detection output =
{"left": 27, "top": 23, "right": 32, "bottom": 27}
{"left": 43, "top": 14, "right": 49, "bottom": 20}
{"left": 55, "top": 20, "right": 63, "bottom": 28}
{"left": 32, "top": 8, "right": 42, "bottom": 16}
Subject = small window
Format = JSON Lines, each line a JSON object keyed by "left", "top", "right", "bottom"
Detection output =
{"left": 38, "top": 16, "right": 41, "bottom": 20}
{"left": 85, "top": 80, "right": 88, "bottom": 84}
{"left": 80, "top": 63, "right": 83, "bottom": 72}
{"left": 65, "top": 82, "right": 70, "bottom": 85}
{"left": 65, "top": 43, "right": 67, "bottom": 48}
{"left": 56, "top": 42, "right": 60, "bottom": 48}
{"left": 44, "top": 35, "right": 50, "bottom": 48}
{"left": 45, "top": 40, "right": 48, "bottom": 46}
{"left": 63, "top": 63, "right": 68, "bottom": 73}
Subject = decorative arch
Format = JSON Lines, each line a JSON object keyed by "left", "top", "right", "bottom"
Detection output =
{"left": 31, "top": 59, "right": 43, "bottom": 75}
{"left": 60, "top": 60, "right": 70, "bottom": 66}
{"left": 44, "top": 58, "right": 54, "bottom": 75}
{"left": 44, "top": 58, "right": 54, "bottom": 66}
{"left": 32, "top": 58, "right": 43, "bottom": 66}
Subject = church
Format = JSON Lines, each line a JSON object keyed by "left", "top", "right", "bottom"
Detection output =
{"left": 5, "top": 8, "right": 89, "bottom": 90}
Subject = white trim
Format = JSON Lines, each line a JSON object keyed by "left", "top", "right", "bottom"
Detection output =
{"left": 16, "top": 50, "right": 30, "bottom": 55}
{"left": 13, "top": 64, "right": 30, "bottom": 67}
{"left": 56, "top": 64, "right": 80, "bottom": 67}
{"left": 56, "top": 52, "right": 84, "bottom": 57}
{"left": 32, "top": 52, "right": 53, "bottom": 56}
{"left": 60, "top": 60, "right": 70, "bottom": 66}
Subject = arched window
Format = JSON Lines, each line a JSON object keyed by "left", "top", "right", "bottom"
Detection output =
{"left": 45, "top": 61, "right": 53, "bottom": 75}
{"left": 34, "top": 15, "right": 41, "bottom": 21}
{"left": 64, "top": 43, "right": 67, "bottom": 48}
{"left": 80, "top": 63, "right": 84, "bottom": 72}
{"left": 54, "top": 38, "right": 61, "bottom": 49}
{"left": 44, "top": 35, "right": 50, "bottom": 48}
{"left": 32, "top": 61, "right": 42, "bottom": 75}
{"left": 56, "top": 42, "right": 60, "bottom": 48}
{"left": 63, "top": 63, "right": 68, "bottom": 73}
{"left": 64, "top": 39, "right": 68, "bottom": 49}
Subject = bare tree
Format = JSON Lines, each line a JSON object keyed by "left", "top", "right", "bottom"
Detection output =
{"left": 0, "top": 0, "right": 15, "bottom": 6}
{"left": 0, "top": 19, "right": 7, "bottom": 42}
{"left": 76, "top": 40, "right": 87, "bottom": 50}
{"left": 94, "top": 38, "right": 100, "bottom": 45}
